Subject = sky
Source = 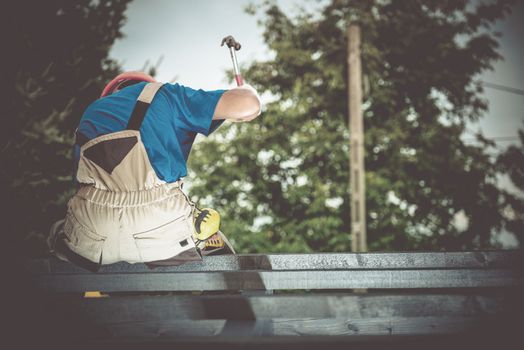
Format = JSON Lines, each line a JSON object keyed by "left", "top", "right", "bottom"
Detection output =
{"left": 110, "top": 0, "right": 524, "bottom": 145}
{"left": 472, "top": 0, "right": 524, "bottom": 143}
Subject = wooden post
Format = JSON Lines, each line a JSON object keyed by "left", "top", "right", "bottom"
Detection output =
{"left": 348, "top": 24, "right": 367, "bottom": 252}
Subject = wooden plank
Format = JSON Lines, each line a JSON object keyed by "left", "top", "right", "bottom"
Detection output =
{"left": 27, "top": 251, "right": 522, "bottom": 274}
{"left": 68, "top": 317, "right": 507, "bottom": 341}
{"left": 34, "top": 268, "right": 521, "bottom": 293}
{"left": 70, "top": 293, "right": 514, "bottom": 322}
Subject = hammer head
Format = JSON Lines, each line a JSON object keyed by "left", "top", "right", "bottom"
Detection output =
{"left": 221, "top": 35, "right": 241, "bottom": 51}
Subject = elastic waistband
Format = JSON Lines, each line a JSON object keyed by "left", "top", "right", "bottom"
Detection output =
{"left": 76, "top": 181, "right": 184, "bottom": 207}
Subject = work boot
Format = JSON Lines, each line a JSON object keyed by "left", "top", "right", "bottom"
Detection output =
{"left": 201, "top": 231, "right": 236, "bottom": 256}
{"left": 47, "top": 219, "right": 69, "bottom": 262}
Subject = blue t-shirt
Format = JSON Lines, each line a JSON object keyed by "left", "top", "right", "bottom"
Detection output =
{"left": 75, "top": 82, "right": 225, "bottom": 183}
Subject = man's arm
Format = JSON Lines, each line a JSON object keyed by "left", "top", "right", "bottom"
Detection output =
{"left": 213, "top": 85, "right": 261, "bottom": 122}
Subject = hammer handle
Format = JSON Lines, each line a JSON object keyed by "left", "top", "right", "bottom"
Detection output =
{"left": 235, "top": 74, "right": 243, "bottom": 86}
{"left": 229, "top": 47, "right": 243, "bottom": 86}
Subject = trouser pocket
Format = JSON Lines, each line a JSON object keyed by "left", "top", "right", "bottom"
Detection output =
{"left": 62, "top": 210, "right": 107, "bottom": 264}
{"left": 133, "top": 215, "right": 197, "bottom": 263}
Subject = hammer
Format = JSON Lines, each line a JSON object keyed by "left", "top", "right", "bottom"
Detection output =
{"left": 221, "top": 35, "right": 243, "bottom": 86}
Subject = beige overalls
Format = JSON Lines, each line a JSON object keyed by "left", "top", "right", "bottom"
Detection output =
{"left": 49, "top": 83, "right": 202, "bottom": 270}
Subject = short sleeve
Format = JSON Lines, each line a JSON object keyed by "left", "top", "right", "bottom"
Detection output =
{"left": 164, "top": 83, "right": 226, "bottom": 136}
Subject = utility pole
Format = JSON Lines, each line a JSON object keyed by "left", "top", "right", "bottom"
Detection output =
{"left": 347, "top": 24, "right": 367, "bottom": 252}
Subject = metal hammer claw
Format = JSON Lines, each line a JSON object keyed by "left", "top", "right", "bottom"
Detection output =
{"left": 221, "top": 35, "right": 243, "bottom": 86}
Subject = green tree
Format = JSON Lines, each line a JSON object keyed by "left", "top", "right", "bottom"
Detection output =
{"left": 4, "top": 0, "right": 131, "bottom": 255}
{"left": 188, "top": 0, "right": 520, "bottom": 253}
{"left": 497, "top": 129, "right": 524, "bottom": 245}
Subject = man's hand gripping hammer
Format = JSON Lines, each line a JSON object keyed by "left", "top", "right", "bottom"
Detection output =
{"left": 221, "top": 35, "right": 243, "bottom": 86}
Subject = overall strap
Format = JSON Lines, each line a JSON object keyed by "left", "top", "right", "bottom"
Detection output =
{"left": 127, "top": 82, "right": 165, "bottom": 130}
{"left": 75, "top": 82, "right": 165, "bottom": 147}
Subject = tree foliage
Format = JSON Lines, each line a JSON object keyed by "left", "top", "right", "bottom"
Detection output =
{"left": 188, "top": 0, "right": 521, "bottom": 253}
{"left": 4, "top": 0, "right": 131, "bottom": 255}
{"left": 497, "top": 129, "right": 524, "bottom": 243}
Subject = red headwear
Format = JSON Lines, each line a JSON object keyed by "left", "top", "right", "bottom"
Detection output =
{"left": 100, "top": 71, "right": 156, "bottom": 97}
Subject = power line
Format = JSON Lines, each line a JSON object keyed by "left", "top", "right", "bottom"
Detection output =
{"left": 463, "top": 136, "right": 520, "bottom": 143}
{"left": 482, "top": 81, "right": 524, "bottom": 96}
{"left": 487, "top": 136, "right": 520, "bottom": 142}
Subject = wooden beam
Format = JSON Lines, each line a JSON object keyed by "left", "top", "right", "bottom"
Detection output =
{"left": 348, "top": 24, "right": 367, "bottom": 252}
{"left": 70, "top": 293, "right": 515, "bottom": 321}
{"left": 70, "top": 317, "right": 510, "bottom": 340}
{"left": 28, "top": 251, "right": 521, "bottom": 273}
{"left": 33, "top": 268, "right": 521, "bottom": 293}
{"left": 27, "top": 252, "right": 522, "bottom": 293}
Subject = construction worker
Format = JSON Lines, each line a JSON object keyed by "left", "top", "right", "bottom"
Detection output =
{"left": 47, "top": 71, "right": 261, "bottom": 271}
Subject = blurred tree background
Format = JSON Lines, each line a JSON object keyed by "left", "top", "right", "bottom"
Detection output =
{"left": 3, "top": 0, "right": 522, "bottom": 256}
{"left": 189, "top": 0, "right": 523, "bottom": 253}
{"left": 4, "top": 0, "right": 131, "bottom": 256}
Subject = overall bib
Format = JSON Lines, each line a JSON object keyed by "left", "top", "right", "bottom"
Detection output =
{"left": 50, "top": 83, "right": 201, "bottom": 271}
